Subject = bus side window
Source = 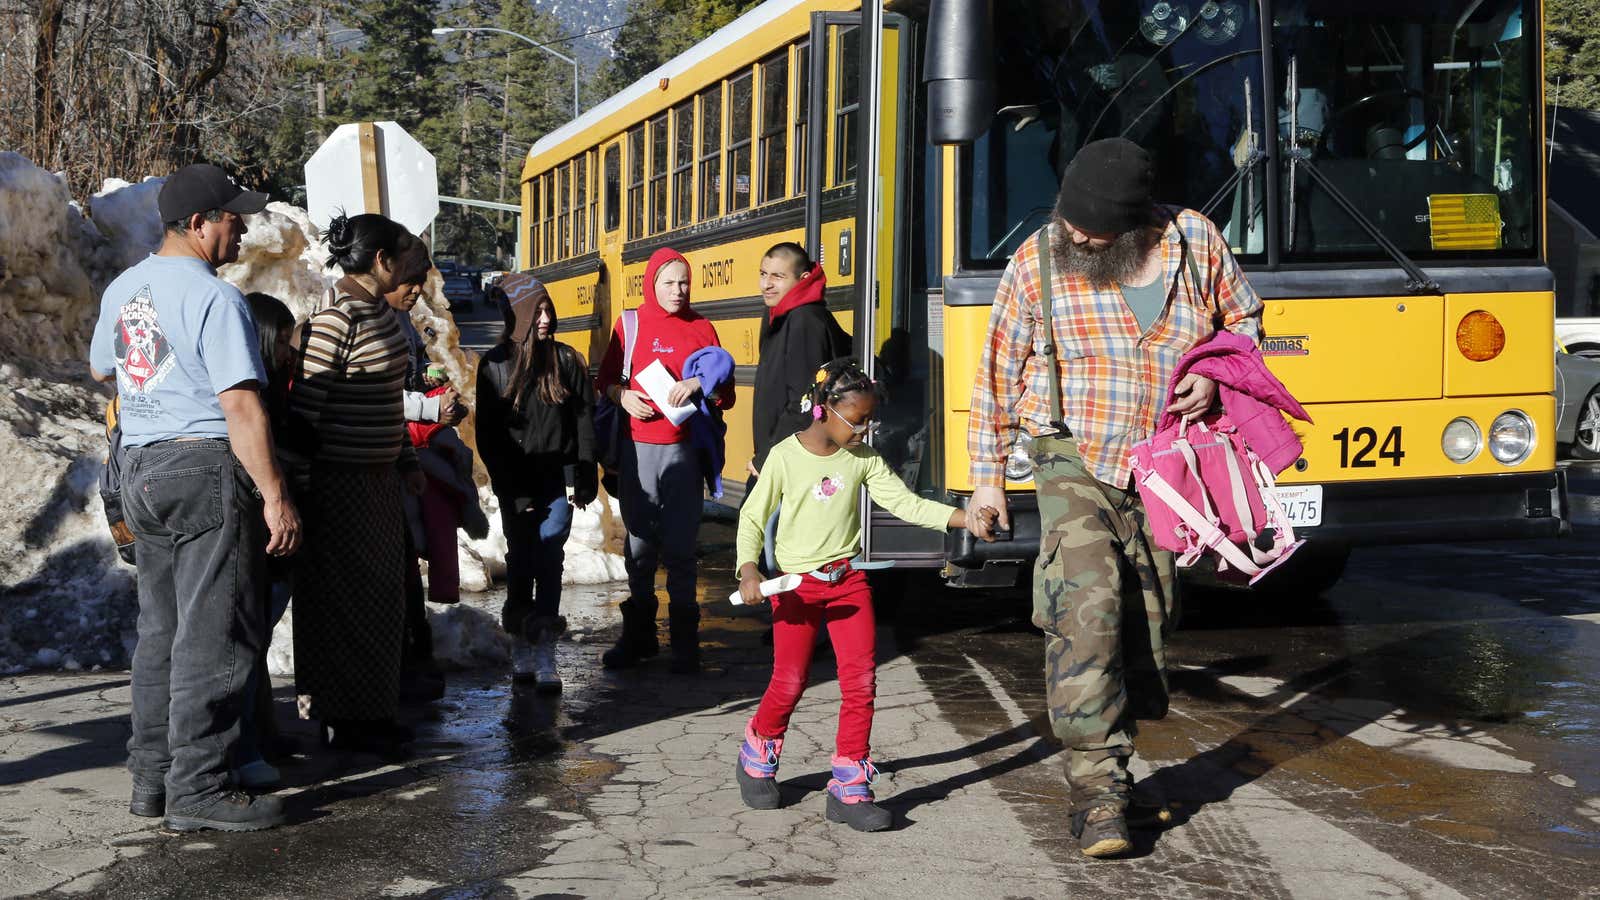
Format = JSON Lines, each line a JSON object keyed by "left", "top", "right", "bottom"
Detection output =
{"left": 529, "top": 177, "right": 541, "bottom": 267}
{"left": 557, "top": 162, "right": 571, "bottom": 260}
{"left": 582, "top": 152, "right": 595, "bottom": 254}
{"left": 699, "top": 85, "right": 723, "bottom": 220}
{"left": 673, "top": 100, "right": 695, "bottom": 228}
{"left": 833, "top": 24, "right": 861, "bottom": 188}
{"left": 649, "top": 114, "right": 669, "bottom": 234}
{"left": 760, "top": 49, "right": 789, "bottom": 204}
{"left": 587, "top": 149, "right": 599, "bottom": 249}
{"left": 794, "top": 41, "right": 810, "bottom": 199}
{"left": 605, "top": 144, "right": 621, "bottom": 233}
{"left": 628, "top": 126, "right": 645, "bottom": 240}
{"left": 728, "top": 71, "right": 754, "bottom": 213}
{"left": 543, "top": 172, "right": 556, "bottom": 263}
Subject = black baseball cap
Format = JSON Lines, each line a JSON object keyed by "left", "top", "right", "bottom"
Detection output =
{"left": 158, "top": 164, "right": 270, "bottom": 223}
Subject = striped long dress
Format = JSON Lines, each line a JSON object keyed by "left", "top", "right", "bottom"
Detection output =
{"left": 290, "top": 282, "right": 418, "bottom": 723}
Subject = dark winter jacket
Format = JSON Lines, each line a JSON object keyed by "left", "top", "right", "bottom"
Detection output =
{"left": 474, "top": 339, "right": 596, "bottom": 500}
{"left": 752, "top": 263, "right": 849, "bottom": 469}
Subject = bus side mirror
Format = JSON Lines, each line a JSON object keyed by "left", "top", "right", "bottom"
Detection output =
{"left": 923, "top": 0, "right": 995, "bottom": 145}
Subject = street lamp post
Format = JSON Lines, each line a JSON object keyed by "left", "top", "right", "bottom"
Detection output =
{"left": 431, "top": 26, "right": 579, "bottom": 119}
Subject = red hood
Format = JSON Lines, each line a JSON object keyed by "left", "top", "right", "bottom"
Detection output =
{"left": 768, "top": 262, "right": 828, "bottom": 322}
{"left": 641, "top": 247, "right": 700, "bottom": 321}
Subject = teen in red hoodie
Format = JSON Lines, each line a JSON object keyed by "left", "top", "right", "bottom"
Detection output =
{"left": 596, "top": 248, "right": 734, "bottom": 672}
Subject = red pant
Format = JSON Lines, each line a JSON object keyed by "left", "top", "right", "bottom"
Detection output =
{"left": 752, "top": 568, "right": 876, "bottom": 759}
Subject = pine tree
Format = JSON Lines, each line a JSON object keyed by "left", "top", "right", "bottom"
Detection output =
{"left": 1548, "top": 0, "right": 1600, "bottom": 111}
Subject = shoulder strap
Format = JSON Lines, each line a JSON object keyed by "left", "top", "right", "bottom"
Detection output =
{"left": 620, "top": 309, "right": 639, "bottom": 382}
{"left": 1036, "top": 225, "right": 1065, "bottom": 429}
{"left": 1175, "top": 215, "right": 1216, "bottom": 318}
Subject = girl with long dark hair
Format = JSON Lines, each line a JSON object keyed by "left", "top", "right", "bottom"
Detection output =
{"left": 474, "top": 274, "right": 597, "bottom": 691}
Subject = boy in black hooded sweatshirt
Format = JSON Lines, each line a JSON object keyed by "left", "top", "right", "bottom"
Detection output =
{"left": 748, "top": 243, "right": 849, "bottom": 492}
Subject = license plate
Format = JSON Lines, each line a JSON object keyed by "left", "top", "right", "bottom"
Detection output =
{"left": 1273, "top": 485, "right": 1323, "bottom": 528}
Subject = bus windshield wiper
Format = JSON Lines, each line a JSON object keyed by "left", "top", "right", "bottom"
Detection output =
{"left": 1284, "top": 55, "right": 1441, "bottom": 295}
{"left": 1292, "top": 156, "right": 1443, "bottom": 295}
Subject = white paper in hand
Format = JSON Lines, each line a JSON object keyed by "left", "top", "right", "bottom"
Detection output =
{"left": 635, "top": 359, "right": 697, "bottom": 426}
{"left": 729, "top": 573, "right": 802, "bottom": 605}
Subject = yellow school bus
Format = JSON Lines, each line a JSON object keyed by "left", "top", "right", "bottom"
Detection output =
{"left": 521, "top": 0, "right": 1563, "bottom": 589}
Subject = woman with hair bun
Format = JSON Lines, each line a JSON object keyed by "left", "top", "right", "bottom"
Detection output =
{"left": 291, "top": 212, "right": 434, "bottom": 755}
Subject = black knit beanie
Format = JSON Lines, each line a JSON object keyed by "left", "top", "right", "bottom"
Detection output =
{"left": 1055, "top": 138, "right": 1155, "bottom": 235}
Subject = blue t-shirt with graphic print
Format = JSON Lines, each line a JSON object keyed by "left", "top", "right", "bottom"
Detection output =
{"left": 89, "top": 254, "right": 267, "bottom": 447}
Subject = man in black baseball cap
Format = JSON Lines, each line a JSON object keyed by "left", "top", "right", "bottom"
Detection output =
{"left": 88, "top": 160, "right": 299, "bottom": 832}
{"left": 158, "top": 163, "right": 270, "bottom": 223}
{"left": 156, "top": 163, "right": 269, "bottom": 268}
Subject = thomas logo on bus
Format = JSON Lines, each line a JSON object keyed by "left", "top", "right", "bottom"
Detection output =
{"left": 1261, "top": 335, "right": 1310, "bottom": 357}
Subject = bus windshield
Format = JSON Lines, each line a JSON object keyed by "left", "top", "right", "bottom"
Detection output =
{"left": 1274, "top": 0, "right": 1536, "bottom": 260}
{"left": 957, "top": 0, "right": 1537, "bottom": 267}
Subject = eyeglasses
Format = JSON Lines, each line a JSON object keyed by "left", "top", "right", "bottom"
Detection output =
{"left": 826, "top": 404, "right": 879, "bottom": 436}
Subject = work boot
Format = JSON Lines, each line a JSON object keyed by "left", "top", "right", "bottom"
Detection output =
{"left": 735, "top": 720, "right": 782, "bottom": 810}
{"left": 164, "top": 791, "right": 286, "bottom": 833}
{"left": 824, "top": 755, "right": 892, "bottom": 832}
{"left": 668, "top": 605, "right": 701, "bottom": 674}
{"left": 602, "top": 599, "right": 659, "bottom": 669}
{"left": 525, "top": 615, "right": 567, "bottom": 693}
{"left": 1071, "top": 805, "right": 1132, "bottom": 858}
{"left": 129, "top": 782, "right": 164, "bottom": 818}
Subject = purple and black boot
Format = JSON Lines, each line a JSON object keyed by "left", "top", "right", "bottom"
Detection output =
{"left": 824, "top": 755, "right": 891, "bottom": 832}
{"left": 736, "top": 721, "right": 782, "bottom": 810}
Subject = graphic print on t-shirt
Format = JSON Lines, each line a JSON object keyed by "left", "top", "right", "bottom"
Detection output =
{"left": 113, "top": 287, "right": 176, "bottom": 394}
{"left": 812, "top": 473, "right": 846, "bottom": 503}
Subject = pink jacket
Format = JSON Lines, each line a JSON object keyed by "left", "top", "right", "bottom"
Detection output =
{"left": 1161, "top": 331, "right": 1312, "bottom": 474}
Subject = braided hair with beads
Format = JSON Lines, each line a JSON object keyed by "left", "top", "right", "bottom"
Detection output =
{"left": 804, "top": 358, "right": 876, "bottom": 420}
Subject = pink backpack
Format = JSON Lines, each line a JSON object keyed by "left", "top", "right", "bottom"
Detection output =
{"left": 1130, "top": 414, "right": 1304, "bottom": 584}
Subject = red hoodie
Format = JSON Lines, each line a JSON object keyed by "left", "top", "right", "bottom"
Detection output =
{"left": 596, "top": 247, "right": 734, "bottom": 445}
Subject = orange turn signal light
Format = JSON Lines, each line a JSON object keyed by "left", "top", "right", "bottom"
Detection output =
{"left": 1456, "top": 310, "right": 1505, "bottom": 362}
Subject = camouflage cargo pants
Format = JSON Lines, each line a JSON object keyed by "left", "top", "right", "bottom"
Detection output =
{"left": 1031, "top": 437, "right": 1178, "bottom": 810}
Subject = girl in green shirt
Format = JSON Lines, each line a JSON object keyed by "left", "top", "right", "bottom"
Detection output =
{"left": 734, "top": 360, "right": 995, "bottom": 831}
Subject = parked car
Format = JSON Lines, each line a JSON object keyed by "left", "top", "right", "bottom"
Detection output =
{"left": 1556, "top": 318, "right": 1600, "bottom": 359}
{"left": 440, "top": 274, "right": 480, "bottom": 312}
{"left": 1556, "top": 342, "right": 1600, "bottom": 458}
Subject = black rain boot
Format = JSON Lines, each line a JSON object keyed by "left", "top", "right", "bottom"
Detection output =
{"left": 668, "top": 603, "right": 701, "bottom": 674}
{"left": 602, "top": 598, "right": 659, "bottom": 669}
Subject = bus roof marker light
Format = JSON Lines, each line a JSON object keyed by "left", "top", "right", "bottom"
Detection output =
{"left": 1456, "top": 310, "right": 1506, "bottom": 362}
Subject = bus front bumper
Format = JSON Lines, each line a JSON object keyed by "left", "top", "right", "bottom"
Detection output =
{"left": 944, "top": 469, "right": 1570, "bottom": 568}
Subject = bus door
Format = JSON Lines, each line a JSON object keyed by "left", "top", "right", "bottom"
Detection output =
{"left": 806, "top": 10, "right": 929, "bottom": 564}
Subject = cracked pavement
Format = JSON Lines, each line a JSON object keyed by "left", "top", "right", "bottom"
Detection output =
{"left": 3, "top": 510, "right": 1600, "bottom": 898}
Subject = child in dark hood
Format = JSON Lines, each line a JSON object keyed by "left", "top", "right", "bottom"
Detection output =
{"left": 596, "top": 248, "right": 736, "bottom": 673}
{"left": 475, "top": 274, "right": 597, "bottom": 692}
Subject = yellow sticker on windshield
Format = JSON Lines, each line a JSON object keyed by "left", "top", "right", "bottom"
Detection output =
{"left": 1428, "top": 193, "right": 1502, "bottom": 251}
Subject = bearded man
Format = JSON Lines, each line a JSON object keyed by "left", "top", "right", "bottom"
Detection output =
{"left": 965, "top": 138, "right": 1264, "bottom": 858}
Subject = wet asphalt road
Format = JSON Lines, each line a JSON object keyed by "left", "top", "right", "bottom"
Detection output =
{"left": 46, "top": 471, "right": 1598, "bottom": 898}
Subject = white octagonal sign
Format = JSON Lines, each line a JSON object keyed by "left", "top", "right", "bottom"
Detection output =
{"left": 305, "top": 121, "right": 439, "bottom": 237}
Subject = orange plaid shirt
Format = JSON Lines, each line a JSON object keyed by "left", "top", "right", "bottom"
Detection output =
{"left": 968, "top": 207, "right": 1263, "bottom": 489}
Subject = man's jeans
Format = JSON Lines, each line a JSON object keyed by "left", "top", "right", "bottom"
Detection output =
{"left": 122, "top": 439, "right": 266, "bottom": 812}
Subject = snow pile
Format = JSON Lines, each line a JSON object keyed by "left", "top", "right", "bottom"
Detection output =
{"left": 0, "top": 154, "right": 108, "bottom": 368}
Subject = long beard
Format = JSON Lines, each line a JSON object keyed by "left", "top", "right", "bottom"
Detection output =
{"left": 1052, "top": 227, "right": 1159, "bottom": 287}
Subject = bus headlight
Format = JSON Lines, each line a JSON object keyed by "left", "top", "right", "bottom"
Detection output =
{"left": 1487, "top": 411, "right": 1534, "bottom": 465}
{"left": 1441, "top": 417, "right": 1482, "bottom": 463}
{"left": 1004, "top": 432, "right": 1035, "bottom": 482}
